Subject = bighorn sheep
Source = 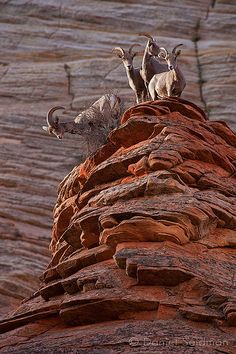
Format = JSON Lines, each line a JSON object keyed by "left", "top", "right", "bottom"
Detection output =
{"left": 148, "top": 44, "right": 186, "bottom": 100}
{"left": 138, "top": 33, "right": 167, "bottom": 95}
{"left": 112, "top": 44, "right": 148, "bottom": 103}
{"left": 42, "top": 94, "right": 121, "bottom": 154}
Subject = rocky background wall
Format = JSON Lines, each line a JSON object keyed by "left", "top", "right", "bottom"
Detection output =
{"left": 0, "top": 0, "right": 235, "bottom": 319}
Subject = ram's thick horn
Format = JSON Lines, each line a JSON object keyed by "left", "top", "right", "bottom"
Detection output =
{"left": 159, "top": 47, "right": 168, "bottom": 59}
{"left": 112, "top": 47, "right": 125, "bottom": 56}
{"left": 128, "top": 43, "right": 141, "bottom": 54}
{"left": 138, "top": 32, "right": 154, "bottom": 41}
{"left": 172, "top": 44, "right": 183, "bottom": 54}
{"left": 46, "top": 106, "right": 65, "bottom": 126}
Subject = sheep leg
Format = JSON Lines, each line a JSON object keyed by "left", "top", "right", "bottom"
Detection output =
{"left": 135, "top": 92, "right": 141, "bottom": 104}
{"left": 148, "top": 85, "right": 157, "bottom": 101}
{"left": 144, "top": 82, "right": 151, "bottom": 100}
{"left": 167, "top": 85, "right": 172, "bottom": 98}
{"left": 142, "top": 88, "right": 149, "bottom": 102}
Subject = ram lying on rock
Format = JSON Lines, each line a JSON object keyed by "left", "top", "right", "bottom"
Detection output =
{"left": 42, "top": 94, "right": 121, "bottom": 154}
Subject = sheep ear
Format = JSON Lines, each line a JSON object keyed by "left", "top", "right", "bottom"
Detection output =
{"left": 176, "top": 50, "right": 181, "bottom": 56}
{"left": 42, "top": 126, "right": 49, "bottom": 132}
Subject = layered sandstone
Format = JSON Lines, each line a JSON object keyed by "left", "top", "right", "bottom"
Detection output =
{"left": 0, "top": 98, "right": 235, "bottom": 353}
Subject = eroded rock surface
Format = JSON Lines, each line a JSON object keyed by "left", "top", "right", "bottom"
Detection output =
{"left": 0, "top": 0, "right": 235, "bottom": 332}
{"left": 0, "top": 98, "right": 235, "bottom": 352}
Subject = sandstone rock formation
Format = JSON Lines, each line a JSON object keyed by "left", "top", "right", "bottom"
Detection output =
{"left": 0, "top": 98, "right": 235, "bottom": 353}
{"left": 0, "top": 0, "right": 235, "bottom": 332}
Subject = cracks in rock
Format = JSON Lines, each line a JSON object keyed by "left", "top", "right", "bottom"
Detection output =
{"left": 215, "top": 350, "right": 233, "bottom": 354}
{"left": 198, "top": 0, "right": 219, "bottom": 116}
{"left": 103, "top": 62, "right": 121, "bottom": 81}
{"left": 211, "top": 0, "right": 217, "bottom": 8}
{"left": 101, "top": 62, "right": 124, "bottom": 97}
{"left": 64, "top": 63, "right": 74, "bottom": 109}
{"left": 193, "top": 19, "right": 209, "bottom": 116}
{"left": 48, "top": 1, "right": 63, "bottom": 40}
{"left": 0, "top": 64, "right": 9, "bottom": 81}
{"left": 205, "top": 0, "right": 216, "bottom": 20}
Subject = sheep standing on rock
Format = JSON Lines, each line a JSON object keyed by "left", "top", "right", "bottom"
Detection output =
{"left": 42, "top": 94, "right": 121, "bottom": 154}
{"left": 139, "top": 33, "right": 167, "bottom": 97}
{"left": 112, "top": 44, "right": 147, "bottom": 103}
{"left": 148, "top": 44, "right": 186, "bottom": 100}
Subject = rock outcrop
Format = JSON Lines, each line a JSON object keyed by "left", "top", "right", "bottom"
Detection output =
{"left": 0, "top": 98, "right": 235, "bottom": 353}
{"left": 0, "top": 0, "right": 235, "bottom": 333}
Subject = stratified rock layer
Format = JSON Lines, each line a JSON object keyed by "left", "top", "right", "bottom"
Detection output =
{"left": 0, "top": 98, "right": 235, "bottom": 353}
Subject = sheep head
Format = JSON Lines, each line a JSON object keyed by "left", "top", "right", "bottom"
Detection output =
{"left": 112, "top": 44, "right": 142, "bottom": 69}
{"left": 138, "top": 32, "right": 160, "bottom": 56}
{"left": 158, "top": 44, "right": 183, "bottom": 70}
{"left": 42, "top": 106, "right": 65, "bottom": 139}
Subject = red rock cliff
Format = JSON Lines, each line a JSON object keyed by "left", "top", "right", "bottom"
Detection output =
{"left": 0, "top": 98, "right": 235, "bottom": 353}
{"left": 1, "top": 0, "right": 236, "bottom": 319}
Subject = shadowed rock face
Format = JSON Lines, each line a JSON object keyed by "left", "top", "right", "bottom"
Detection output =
{"left": 0, "top": 98, "right": 235, "bottom": 352}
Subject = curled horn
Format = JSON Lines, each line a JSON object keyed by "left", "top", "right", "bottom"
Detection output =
{"left": 128, "top": 43, "right": 141, "bottom": 54}
{"left": 112, "top": 47, "right": 125, "bottom": 56}
{"left": 46, "top": 106, "right": 65, "bottom": 127}
{"left": 158, "top": 47, "right": 168, "bottom": 59}
{"left": 172, "top": 44, "right": 183, "bottom": 54}
{"left": 138, "top": 32, "right": 154, "bottom": 41}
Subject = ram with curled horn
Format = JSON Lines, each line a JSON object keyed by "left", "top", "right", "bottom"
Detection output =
{"left": 112, "top": 43, "right": 147, "bottom": 103}
{"left": 42, "top": 94, "right": 121, "bottom": 154}
{"left": 138, "top": 33, "right": 167, "bottom": 98}
{"left": 148, "top": 44, "right": 186, "bottom": 100}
